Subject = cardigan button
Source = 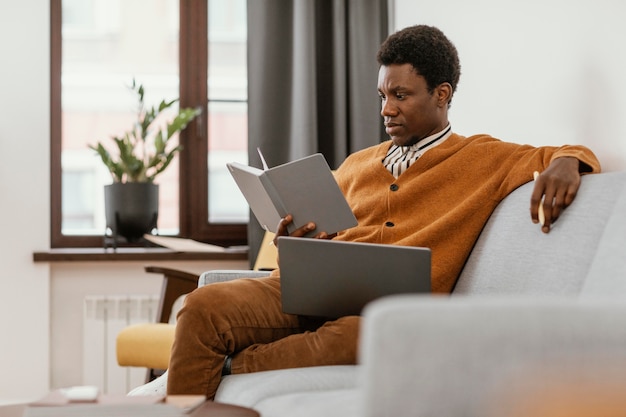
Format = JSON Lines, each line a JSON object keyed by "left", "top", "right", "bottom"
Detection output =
{"left": 385, "top": 221, "right": 395, "bottom": 227}
{"left": 390, "top": 184, "right": 399, "bottom": 191}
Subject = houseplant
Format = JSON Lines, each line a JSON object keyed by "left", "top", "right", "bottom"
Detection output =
{"left": 90, "top": 79, "right": 201, "bottom": 243}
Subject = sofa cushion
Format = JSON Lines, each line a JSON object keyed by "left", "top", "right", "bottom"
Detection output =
{"left": 454, "top": 172, "right": 625, "bottom": 295}
{"left": 127, "top": 371, "right": 167, "bottom": 396}
{"left": 253, "top": 388, "right": 361, "bottom": 417}
{"left": 116, "top": 323, "right": 175, "bottom": 369}
{"left": 129, "top": 365, "right": 360, "bottom": 413}
{"left": 215, "top": 365, "right": 359, "bottom": 408}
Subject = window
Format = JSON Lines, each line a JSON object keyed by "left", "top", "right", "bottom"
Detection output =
{"left": 207, "top": 0, "right": 249, "bottom": 224}
{"left": 51, "top": 0, "right": 248, "bottom": 247}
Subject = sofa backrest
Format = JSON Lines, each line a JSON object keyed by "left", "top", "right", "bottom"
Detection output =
{"left": 453, "top": 171, "right": 626, "bottom": 296}
{"left": 581, "top": 174, "right": 626, "bottom": 296}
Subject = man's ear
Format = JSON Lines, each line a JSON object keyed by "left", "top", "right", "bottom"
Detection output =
{"left": 436, "top": 83, "right": 453, "bottom": 107}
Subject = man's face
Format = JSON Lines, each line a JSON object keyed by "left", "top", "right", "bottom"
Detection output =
{"left": 377, "top": 63, "right": 449, "bottom": 147}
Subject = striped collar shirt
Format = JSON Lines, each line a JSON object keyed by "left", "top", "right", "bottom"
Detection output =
{"left": 383, "top": 124, "right": 452, "bottom": 178}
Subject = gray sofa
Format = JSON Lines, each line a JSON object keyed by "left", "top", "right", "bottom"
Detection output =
{"left": 131, "top": 171, "right": 626, "bottom": 416}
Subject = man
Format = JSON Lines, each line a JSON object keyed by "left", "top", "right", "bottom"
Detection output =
{"left": 167, "top": 25, "right": 600, "bottom": 398}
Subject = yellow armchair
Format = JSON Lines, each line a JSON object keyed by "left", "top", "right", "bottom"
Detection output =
{"left": 116, "top": 266, "right": 199, "bottom": 382}
{"left": 116, "top": 232, "right": 278, "bottom": 382}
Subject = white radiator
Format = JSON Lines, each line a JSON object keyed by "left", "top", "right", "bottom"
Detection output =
{"left": 82, "top": 295, "right": 159, "bottom": 394}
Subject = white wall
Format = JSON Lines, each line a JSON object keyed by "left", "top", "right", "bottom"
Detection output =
{"left": 0, "top": 0, "right": 51, "bottom": 403}
{"left": 49, "top": 259, "right": 247, "bottom": 391}
{"left": 393, "top": 0, "right": 626, "bottom": 171}
{"left": 0, "top": 2, "right": 249, "bottom": 402}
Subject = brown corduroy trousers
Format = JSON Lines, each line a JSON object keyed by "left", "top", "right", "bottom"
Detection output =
{"left": 166, "top": 274, "right": 360, "bottom": 399}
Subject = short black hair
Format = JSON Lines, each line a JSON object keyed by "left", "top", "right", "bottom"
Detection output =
{"left": 377, "top": 25, "right": 461, "bottom": 96}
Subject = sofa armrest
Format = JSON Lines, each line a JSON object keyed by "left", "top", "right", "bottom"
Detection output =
{"left": 359, "top": 295, "right": 626, "bottom": 417}
{"left": 198, "top": 270, "right": 271, "bottom": 287}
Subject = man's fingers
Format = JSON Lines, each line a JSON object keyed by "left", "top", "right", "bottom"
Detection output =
{"left": 274, "top": 214, "right": 319, "bottom": 246}
{"left": 295, "top": 222, "right": 316, "bottom": 236}
{"left": 531, "top": 159, "right": 583, "bottom": 234}
{"left": 275, "top": 215, "right": 293, "bottom": 234}
{"left": 563, "top": 183, "right": 579, "bottom": 207}
{"left": 533, "top": 181, "right": 580, "bottom": 234}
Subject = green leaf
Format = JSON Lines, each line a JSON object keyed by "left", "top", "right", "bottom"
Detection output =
{"left": 158, "top": 98, "right": 178, "bottom": 112}
{"left": 166, "top": 107, "right": 201, "bottom": 139}
{"left": 88, "top": 79, "right": 200, "bottom": 183}
{"left": 154, "top": 130, "right": 165, "bottom": 155}
{"left": 148, "top": 146, "right": 182, "bottom": 182}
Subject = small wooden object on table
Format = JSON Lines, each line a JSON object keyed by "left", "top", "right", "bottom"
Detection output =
{"left": 0, "top": 393, "right": 259, "bottom": 417}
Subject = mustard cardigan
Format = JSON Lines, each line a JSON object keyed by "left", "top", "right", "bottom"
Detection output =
{"left": 333, "top": 133, "right": 600, "bottom": 293}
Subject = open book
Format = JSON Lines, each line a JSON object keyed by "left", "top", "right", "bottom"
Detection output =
{"left": 227, "top": 150, "right": 357, "bottom": 236}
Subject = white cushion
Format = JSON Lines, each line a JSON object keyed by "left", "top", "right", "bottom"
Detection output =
{"left": 215, "top": 365, "right": 359, "bottom": 408}
{"left": 254, "top": 388, "right": 361, "bottom": 417}
{"left": 127, "top": 371, "right": 168, "bottom": 396}
{"left": 128, "top": 365, "right": 360, "bottom": 416}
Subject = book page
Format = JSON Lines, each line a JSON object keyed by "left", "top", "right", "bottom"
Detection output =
{"left": 143, "top": 235, "right": 226, "bottom": 252}
{"left": 257, "top": 147, "right": 269, "bottom": 170}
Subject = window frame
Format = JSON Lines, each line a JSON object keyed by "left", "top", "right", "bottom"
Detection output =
{"left": 50, "top": 0, "right": 247, "bottom": 248}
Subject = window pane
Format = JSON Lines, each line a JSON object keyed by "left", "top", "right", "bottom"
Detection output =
{"left": 61, "top": 0, "right": 180, "bottom": 236}
{"left": 207, "top": 0, "right": 249, "bottom": 223}
{"left": 208, "top": 101, "right": 249, "bottom": 222}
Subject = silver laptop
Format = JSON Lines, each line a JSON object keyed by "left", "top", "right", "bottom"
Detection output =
{"left": 278, "top": 237, "right": 431, "bottom": 318}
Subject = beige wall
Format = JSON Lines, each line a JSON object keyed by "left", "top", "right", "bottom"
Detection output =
{"left": 0, "top": 1, "right": 248, "bottom": 402}
{"left": 0, "top": 0, "right": 51, "bottom": 403}
{"left": 49, "top": 259, "right": 248, "bottom": 391}
{"left": 393, "top": 0, "right": 626, "bottom": 172}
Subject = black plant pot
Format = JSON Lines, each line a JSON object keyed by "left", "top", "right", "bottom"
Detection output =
{"left": 104, "top": 182, "right": 159, "bottom": 243}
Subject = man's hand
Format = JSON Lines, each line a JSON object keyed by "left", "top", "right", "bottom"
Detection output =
{"left": 530, "top": 157, "right": 582, "bottom": 233}
{"left": 272, "top": 214, "right": 334, "bottom": 246}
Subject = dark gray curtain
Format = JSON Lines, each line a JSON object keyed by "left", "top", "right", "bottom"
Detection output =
{"left": 246, "top": 0, "right": 389, "bottom": 265}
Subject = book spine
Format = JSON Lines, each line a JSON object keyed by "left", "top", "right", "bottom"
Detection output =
{"left": 259, "top": 174, "right": 289, "bottom": 221}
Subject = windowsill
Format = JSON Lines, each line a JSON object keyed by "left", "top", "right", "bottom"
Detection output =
{"left": 33, "top": 247, "right": 248, "bottom": 262}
